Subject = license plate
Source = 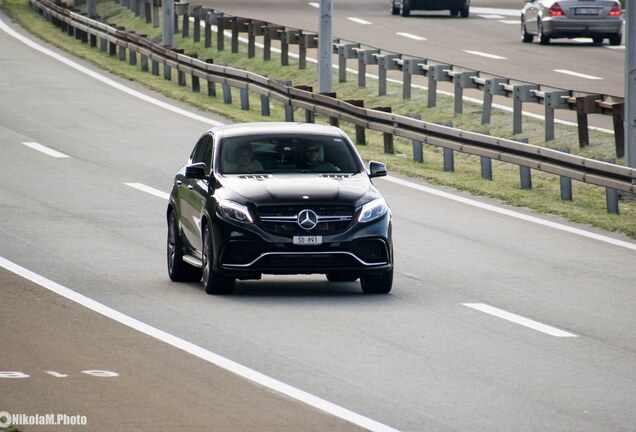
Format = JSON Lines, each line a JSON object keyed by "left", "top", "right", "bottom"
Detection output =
{"left": 574, "top": 7, "right": 599, "bottom": 15}
{"left": 293, "top": 235, "right": 322, "bottom": 245}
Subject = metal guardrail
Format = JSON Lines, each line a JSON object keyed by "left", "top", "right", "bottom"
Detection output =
{"left": 30, "top": 0, "right": 636, "bottom": 214}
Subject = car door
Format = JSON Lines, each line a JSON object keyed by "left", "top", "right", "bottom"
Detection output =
{"left": 178, "top": 133, "right": 213, "bottom": 255}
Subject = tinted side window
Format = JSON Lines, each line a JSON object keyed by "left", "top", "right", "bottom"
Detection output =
{"left": 190, "top": 134, "right": 213, "bottom": 174}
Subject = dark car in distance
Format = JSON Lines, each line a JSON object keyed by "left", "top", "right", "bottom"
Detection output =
{"left": 167, "top": 122, "right": 394, "bottom": 295}
{"left": 391, "top": 0, "right": 470, "bottom": 17}
{"left": 521, "top": 0, "right": 623, "bottom": 45}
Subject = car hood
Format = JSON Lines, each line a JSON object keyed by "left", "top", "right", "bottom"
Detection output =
{"left": 218, "top": 173, "right": 377, "bottom": 205}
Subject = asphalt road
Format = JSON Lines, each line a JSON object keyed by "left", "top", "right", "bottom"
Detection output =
{"left": 198, "top": 0, "right": 625, "bottom": 97}
{"left": 2, "top": 9, "right": 636, "bottom": 432}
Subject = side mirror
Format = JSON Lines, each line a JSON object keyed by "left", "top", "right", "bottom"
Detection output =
{"left": 185, "top": 162, "right": 207, "bottom": 179}
{"left": 368, "top": 161, "right": 387, "bottom": 178}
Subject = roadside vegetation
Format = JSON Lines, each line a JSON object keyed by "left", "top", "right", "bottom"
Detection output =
{"left": 2, "top": 0, "right": 635, "bottom": 238}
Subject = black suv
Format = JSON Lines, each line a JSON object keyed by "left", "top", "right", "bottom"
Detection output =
{"left": 167, "top": 122, "right": 394, "bottom": 295}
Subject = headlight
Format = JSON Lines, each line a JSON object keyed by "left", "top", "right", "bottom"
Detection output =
{"left": 216, "top": 199, "right": 253, "bottom": 223}
{"left": 358, "top": 198, "right": 388, "bottom": 223}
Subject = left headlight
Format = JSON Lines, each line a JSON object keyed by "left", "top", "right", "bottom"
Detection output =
{"left": 358, "top": 197, "right": 388, "bottom": 223}
{"left": 216, "top": 199, "right": 253, "bottom": 223}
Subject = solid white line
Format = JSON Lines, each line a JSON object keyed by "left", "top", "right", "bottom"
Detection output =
{"left": 124, "top": 182, "right": 170, "bottom": 200}
{"left": 463, "top": 303, "right": 577, "bottom": 337}
{"left": 0, "top": 19, "right": 223, "bottom": 127}
{"left": 554, "top": 69, "right": 603, "bottom": 80}
{"left": 396, "top": 32, "right": 426, "bottom": 41}
{"left": 462, "top": 50, "right": 506, "bottom": 60}
{"left": 348, "top": 17, "right": 371, "bottom": 25}
{"left": 498, "top": 20, "right": 520, "bottom": 25}
{"left": 383, "top": 175, "right": 636, "bottom": 252}
{"left": 22, "top": 142, "right": 69, "bottom": 158}
{"left": 0, "top": 255, "right": 401, "bottom": 432}
{"left": 479, "top": 14, "right": 505, "bottom": 19}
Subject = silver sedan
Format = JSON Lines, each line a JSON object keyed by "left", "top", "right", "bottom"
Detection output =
{"left": 521, "top": 0, "right": 623, "bottom": 45}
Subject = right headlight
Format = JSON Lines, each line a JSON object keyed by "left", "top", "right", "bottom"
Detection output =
{"left": 216, "top": 199, "right": 253, "bottom": 223}
{"left": 358, "top": 198, "right": 388, "bottom": 223}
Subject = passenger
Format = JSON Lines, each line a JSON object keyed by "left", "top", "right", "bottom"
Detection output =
{"left": 225, "top": 144, "right": 263, "bottom": 173}
{"left": 297, "top": 142, "right": 339, "bottom": 171}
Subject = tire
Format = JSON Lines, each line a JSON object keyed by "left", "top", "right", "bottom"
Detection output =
{"left": 521, "top": 20, "right": 533, "bottom": 43}
{"left": 459, "top": 6, "right": 469, "bottom": 18}
{"left": 326, "top": 273, "right": 359, "bottom": 282}
{"left": 391, "top": 0, "right": 399, "bottom": 15}
{"left": 450, "top": 9, "right": 459, "bottom": 16}
{"left": 609, "top": 34, "right": 621, "bottom": 46}
{"left": 360, "top": 268, "right": 393, "bottom": 294}
{"left": 400, "top": 0, "right": 410, "bottom": 17}
{"left": 537, "top": 21, "right": 550, "bottom": 45}
{"left": 592, "top": 36, "right": 603, "bottom": 44}
{"left": 202, "top": 224, "right": 235, "bottom": 295}
{"left": 167, "top": 210, "right": 202, "bottom": 282}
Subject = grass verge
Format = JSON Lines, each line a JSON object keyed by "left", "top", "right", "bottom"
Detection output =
{"left": 2, "top": 0, "right": 635, "bottom": 238}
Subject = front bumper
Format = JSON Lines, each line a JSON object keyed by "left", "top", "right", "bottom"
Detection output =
{"left": 211, "top": 213, "right": 393, "bottom": 276}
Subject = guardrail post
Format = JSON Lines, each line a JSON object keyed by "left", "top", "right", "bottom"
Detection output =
{"left": 513, "top": 85, "right": 539, "bottom": 134}
{"left": 191, "top": 5, "right": 202, "bottom": 42}
{"left": 337, "top": 43, "right": 359, "bottom": 83}
{"left": 282, "top": 29, "right": 300, "bottom": 66}
{"left": 129, "top": 44, "right": 137, "bottom": 66}
{"left": 553, "top": 147, "right": 573, "bottom": 200}
{"left": 443, "top": 148, "right": 454, "bottom": 172}
{"left": 575, "top": 94, "right": 601, "bottom": 148}
{"left": 203, "top": 10, "right": 217, "bottom": 49}
{"left": 231, "top": 17, "right": 249, "bottom": 54}
{"left": 520, "top": 166, "right": 532, "bottom": 189}
{"left": 261, "top": 95, "right": 270, "bottom": 116}
{"left": 481, "top": 78, "right": 507, "bottom": 125}
{"left": 481, "top": 157, "right": 492, "bottom": 180}
{"left": 344, "top": 99, "right": 365, "bottom": 144}
{"left": 544, "top": 91, "right": 570, "bottom": 141}
{"left": 402, "top": 59, "right": 426, "bottom": 100}
{"left": 217, "top": 16, "right": 231, "bottom": 51}
{"left": 357, "top": 49, "right": 379, "bottom": 88}
{"left": 300, "top": 34, "right": 317, "bottom": 70}
{"left": 151, "top": 0, "right": 160, "bottom": 28}
{"left": 263, "top": 25, "right": 283, "bottom": 62}
{"left": 427, "top": 64, "right": 451, "bottom": 108}
{"left": 453, "top": 71, "right": 478, "bottom": 114}
{"left": 377, "top": 54, "right": 399, "bottom": 96}
{"left": 405, "top": 114, "right": 424, "bottom": 162}
{"left": 611, "top": 102, "right": 625, "bottom": 158}
{"left": 606, "top": 188, "right": 619, "bottom": 214}
{"left": 247, "top": 21, "right": 265, "bottom": 59}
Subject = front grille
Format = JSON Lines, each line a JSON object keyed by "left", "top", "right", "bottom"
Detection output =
{"left": 256, "top": 204, "right": 354, "bottom": 235}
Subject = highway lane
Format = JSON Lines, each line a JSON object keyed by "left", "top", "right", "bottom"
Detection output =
{"left": 3, "top": 13, "right": 636, "bottom": 432}
{"left": 199, "top": 0, "right": 625, "bottom": 96}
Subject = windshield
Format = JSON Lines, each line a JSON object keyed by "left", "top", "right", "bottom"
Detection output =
{"left": 218, "top": 134, "right": 361, "bottom": 175}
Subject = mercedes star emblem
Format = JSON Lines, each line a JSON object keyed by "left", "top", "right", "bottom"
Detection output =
{"left": 297, "top": 209, "right": 318, "bottom": 230}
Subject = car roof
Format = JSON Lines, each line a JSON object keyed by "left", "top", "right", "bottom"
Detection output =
{"left": 208, "top": 122, "right": 345, "bottom": 139}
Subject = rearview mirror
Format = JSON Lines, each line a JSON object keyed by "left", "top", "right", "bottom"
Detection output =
{"left": 368, "top": 161, "right": 387, "bottom": 178}
{"left": 185, "top": 162, "right": 207, "bottom": 179}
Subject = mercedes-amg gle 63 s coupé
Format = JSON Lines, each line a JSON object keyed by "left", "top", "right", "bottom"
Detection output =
{"left": 167, "top": 122, "right": 394, "bottom": 295}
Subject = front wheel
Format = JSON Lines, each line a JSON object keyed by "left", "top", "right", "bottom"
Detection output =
{"left": 459, "top": 6, "right": 469, "bottom": 18}
{"left": 521, "top": 21, "right": 533, "bottom": 43}
{"left": 390, "top": 0, "right": 399, "bottom": 15}
{"left": 400, "top": 0, "right": 410, "bottom": 17}
{"left": 202, "top": 224, "right": 235, "bottom": 295}
{"left": 360, "top": 268, "right": 393, "bottom": 294}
